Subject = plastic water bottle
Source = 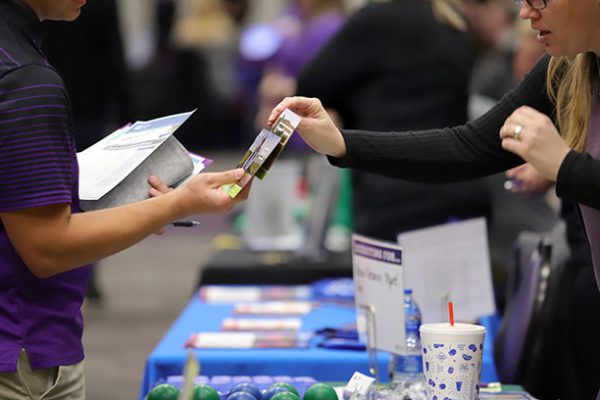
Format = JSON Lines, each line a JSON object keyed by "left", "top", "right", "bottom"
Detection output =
{"left": 389, "top": 289, "right": 424, "bottom": 396}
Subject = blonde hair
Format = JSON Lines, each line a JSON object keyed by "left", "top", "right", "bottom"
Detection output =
{"left": 432, "top": 0, "right": 467, "bottom": 31}
{"left": 547, "top": 53, "right": 597, "bottom": 152}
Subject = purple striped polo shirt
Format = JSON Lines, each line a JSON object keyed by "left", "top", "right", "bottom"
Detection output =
{"left": 0, "top": 0, "right": 91, "bottom": 371}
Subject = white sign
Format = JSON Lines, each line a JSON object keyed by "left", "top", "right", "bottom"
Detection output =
{"left": 398, "top": 218, "right": 496, "bottom": 324}
{"left": 352, "top": 234, "right": 405, "bottom": 355}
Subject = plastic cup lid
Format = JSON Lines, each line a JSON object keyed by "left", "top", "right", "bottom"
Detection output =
{"left": 419, "top": 322, "right": 486, "bottom": 335}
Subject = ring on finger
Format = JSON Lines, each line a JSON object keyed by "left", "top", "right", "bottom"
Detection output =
{"left": 513, "top": 124, "right": 523, "bottom": 140}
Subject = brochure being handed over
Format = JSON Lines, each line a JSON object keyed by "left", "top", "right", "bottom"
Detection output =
{"left": 222, "top": 108, "right": 301, "bottom": 198}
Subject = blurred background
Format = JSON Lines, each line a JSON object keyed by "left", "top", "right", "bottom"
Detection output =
{"left": 39, "top": 0, "right": 599, "bottom": 398}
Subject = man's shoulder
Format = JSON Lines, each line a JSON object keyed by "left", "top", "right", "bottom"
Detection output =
{"left": 0, "top": 20, "right": 48, "bottom": 80}
{"left": 0, "top": 63, "right": 65, "bottom": 96}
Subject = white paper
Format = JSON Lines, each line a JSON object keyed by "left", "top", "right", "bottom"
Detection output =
{"left": 232, "top": 301, "right": 314, "bottom": 316}
{"left": 398, "top": 218, "right": 496, "bottom": 324}
{"left": 191, "top": 332, "right": 257, "bottom": 349}
{"left": 221, "top": 318, "right": 301, "bottom": 331}
{"left": 352, "top": 234, "right": 405, "bottom": 355}
{"left": 78, "top": 111, "right": 195, "bottom": 200}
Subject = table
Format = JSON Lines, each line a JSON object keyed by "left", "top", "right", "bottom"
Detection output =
{"left": 141, "top": 296, "right": 499, "bottom": 399}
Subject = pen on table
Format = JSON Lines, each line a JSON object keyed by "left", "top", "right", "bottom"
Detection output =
{"left": 170, "top": 220, "right": 201, "bottom": 227}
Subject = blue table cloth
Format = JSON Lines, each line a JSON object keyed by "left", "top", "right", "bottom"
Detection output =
{"left": 141, "top": 297, "right": 499, "bottom": 399}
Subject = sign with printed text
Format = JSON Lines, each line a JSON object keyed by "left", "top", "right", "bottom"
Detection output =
{"left": 352, "top": 234, "right": 405, "bottom": 355}
{"left": 398, "top": 218, "right": 496, "bottom": 324}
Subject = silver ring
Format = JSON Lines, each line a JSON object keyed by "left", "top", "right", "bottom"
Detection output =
{"left": 513, "top": 124, "right": 523, "bottom": 140}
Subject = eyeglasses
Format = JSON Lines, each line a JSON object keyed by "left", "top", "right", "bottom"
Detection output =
{"left": 515, "top": 0, "right": 547, "bottom": 10}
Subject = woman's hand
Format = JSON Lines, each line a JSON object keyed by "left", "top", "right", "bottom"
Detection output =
{"left": 499, "top": 106, "right": 570, "bottom": 181}
{"left": 268, "top": 96, "right": 346, "bottom": 158}
{"left": 505, "top": 163, "right": 554, "bottom": 194}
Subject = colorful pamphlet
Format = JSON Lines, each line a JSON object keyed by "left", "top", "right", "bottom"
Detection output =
{"left": 222, "top": 108, "right": 301, "bottom": 198}
{"left": 221, "top": 318, "right": 302, "bottom": 331}
{"left": 232, "top": 301, "right": 315, "bottom": 316}
{"left": 184, "top": 332, "right": 311, "bottom": 349}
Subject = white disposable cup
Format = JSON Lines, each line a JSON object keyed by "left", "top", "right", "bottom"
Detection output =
{"left": 419, "top": 323, "right": 486, "bottom": 400}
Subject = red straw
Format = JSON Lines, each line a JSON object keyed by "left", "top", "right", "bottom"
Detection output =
{"left": 448, "top": 301, "right": 454, "bottom": 326}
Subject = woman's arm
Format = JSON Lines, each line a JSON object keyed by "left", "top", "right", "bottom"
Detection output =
{"left": 557, "top": 151, "right": 600, "bottom": 209}
{"left": 271, "top": 55, "right": 553, "bottom": 182}
{"left": 331, "top": 55, "right": 554, "bottom": 182}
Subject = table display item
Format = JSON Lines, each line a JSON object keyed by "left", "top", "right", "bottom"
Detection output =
{"left": 271, "top": 391, "right": 301, "bottom": 400}
{"left": 232, "top": 301, "right": 315, "bottom": 316}
{"left": 227, "top": 392, "right": 259, "bottom": 400}
{"left": 389, "top": 289, "right": 424, "bottom": 395}
{"left": 269, "top": 382, "right": 301, "bottom": 397}
{"left": 162, "top": 376, "right": 317, "bottom": 399}
{"left": 419, "top": 323, "right": 486, "bottom": 400}
{"left": 193, "top": 384, "right": 221, "bottom": 400}
{"left": 303, "top": 383, "right": 337, "bottom": 400}
{"left": 221, "top": 318, "right": 301, "bottom": 332}
{"left": 147, "top": 383, "right": 180, "bottom": 400}
{"left": 343, "top": 372, "right": 375, "bottom": 400}
{"left": 185, "top": 332, "right": 311, "bottom": 349}
{"left": 229, "top": 382, "right": 263, "bottom": 400}
{"left": 262, "top": 387, "right": 292, "bottom": 400}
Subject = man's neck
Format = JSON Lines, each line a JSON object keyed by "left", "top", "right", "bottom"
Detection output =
{"left": 21, "top": 0, "right": 44, "bottom": 21}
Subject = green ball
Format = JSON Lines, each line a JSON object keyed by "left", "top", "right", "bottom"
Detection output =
{"left": 193, "top": 384, "right": 220, "bottom": 400}
{"left": 268, "top": 383, "right": 299, "bottom": 397}
{"left": 148, "top": 383, "right": 180, "bottom": 400}
{"left": 303, "top": 383, "right": 337, "bottom": 400}
{"left": 270, "top": 392, "right": 300, "bottom": 400}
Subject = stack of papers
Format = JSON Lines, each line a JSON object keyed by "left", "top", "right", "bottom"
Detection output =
{"left": 77, "top": 111, "right": 212, "bottom": 211}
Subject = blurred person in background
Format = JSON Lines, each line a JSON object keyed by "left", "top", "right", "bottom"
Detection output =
{"left": 253, "top": 0, "right": 346, "bottom": 152}
{"left": 512, "top": 17, "right": 546, "bottom": 83}
{"left": 270, "top": 0, "right": 600, "bottom": 397}
{"left": 295, "top": 0, "right": 493, "bottom": 242}
{"left": 0, "top": 0, "right": 249, "bottom": 397}
{"left": 43, "top": 0, "right": 131, "bottom": 302}
{"left": 462, "top": 0, "right": 517, "bottom": 104}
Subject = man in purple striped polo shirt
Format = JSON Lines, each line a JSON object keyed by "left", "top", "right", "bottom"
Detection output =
{"left": 0, "top": 1, "right": 249, "bottom": 397}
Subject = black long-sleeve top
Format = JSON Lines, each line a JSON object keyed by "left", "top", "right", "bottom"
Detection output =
{"left": 331, "top": 54, "right": 600, "bottom": 211}
{"left": 297, "top": 0, "right": 496, "bottom": 240}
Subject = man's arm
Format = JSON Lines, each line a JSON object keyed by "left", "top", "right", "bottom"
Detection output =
{"left": 1, "top": 169, "right": 246, "bottom": 278}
